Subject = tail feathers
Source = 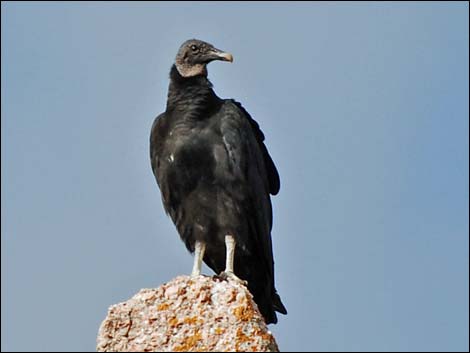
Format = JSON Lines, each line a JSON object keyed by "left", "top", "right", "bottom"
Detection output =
{"left": 273, "top": 292, "right": 287, "bottom": 315}
{"left": 259, "top": 291, "right": 287, "bottom": 325}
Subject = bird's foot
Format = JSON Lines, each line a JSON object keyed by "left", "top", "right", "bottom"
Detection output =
{"left": 217, "top": 271, "right": 248, "bottom": 286}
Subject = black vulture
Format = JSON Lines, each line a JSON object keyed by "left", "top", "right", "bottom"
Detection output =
{"left": 149, "top": 39, "right": 287, "bottom": 324}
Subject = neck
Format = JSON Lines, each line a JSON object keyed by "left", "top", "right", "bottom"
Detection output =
{"left": 175, "top": 61, "right": 207, "bottom": 78}
{"left": 166, "top": 65, "right": 219, "bottom": 112}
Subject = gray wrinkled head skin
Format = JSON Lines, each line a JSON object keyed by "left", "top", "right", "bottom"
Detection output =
{"left": 175, "top": 39, "right": 233, "bottom": 77}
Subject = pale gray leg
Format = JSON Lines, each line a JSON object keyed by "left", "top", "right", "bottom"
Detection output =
{"left": 191, "top": 241, "right": 206, "bottom": 277}
{"left": 220, "top": 235, "right": 247, "bottom": 285}
{"left": 225, "top": 234, "right": 236, "bottom": 273}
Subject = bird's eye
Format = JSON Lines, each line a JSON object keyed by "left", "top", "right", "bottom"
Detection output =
{"left": 190, "top": 45, "right": 198, "bottom": 52}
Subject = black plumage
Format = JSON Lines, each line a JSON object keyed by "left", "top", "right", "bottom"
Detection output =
{"left": 149, "top": 39, "right": 286, "bottom": 324}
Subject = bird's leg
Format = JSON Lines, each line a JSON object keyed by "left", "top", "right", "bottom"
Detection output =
{"left": 225, "top": 234, "right": 236, "bottom": 273}
{"left": 191, "top": 241, "right": 206, "bottom": 277}
{"left": 220, "top": 235, "right": 247, "bottom": 285}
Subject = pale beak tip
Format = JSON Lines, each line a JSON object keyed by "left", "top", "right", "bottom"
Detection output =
{"left": 219, "top": 52, "right": 233, "bottom": 63}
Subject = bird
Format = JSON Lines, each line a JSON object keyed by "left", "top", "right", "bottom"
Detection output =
{"left": 149, "top": 39, "right": 287, "bottom": 324}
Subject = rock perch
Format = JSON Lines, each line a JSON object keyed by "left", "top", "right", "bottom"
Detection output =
{"left": 97, "top": 275, "right": 280, "bottom": 352}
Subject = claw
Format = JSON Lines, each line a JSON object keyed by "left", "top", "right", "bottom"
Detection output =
{"left": 219, "top": 271, "right": 248, "bottom": 286}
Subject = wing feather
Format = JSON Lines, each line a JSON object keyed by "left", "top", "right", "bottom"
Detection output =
{"left": 220, "top": 100, "right": 278, "bottom": 279}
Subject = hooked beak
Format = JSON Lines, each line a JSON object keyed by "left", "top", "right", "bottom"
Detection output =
{"left": 215, "top": 51, "right": 233, "bottom": 63}
{"left": 208, "top": 48, "right": 234, "bottom": 63}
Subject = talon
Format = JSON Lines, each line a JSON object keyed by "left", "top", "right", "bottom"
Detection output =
{"left": 219, "top": 271, "right": 248, "bottom": 286}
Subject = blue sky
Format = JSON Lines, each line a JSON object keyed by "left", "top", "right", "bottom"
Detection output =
{"left": 2, "top": 2, "right": 468, "bottom": 352}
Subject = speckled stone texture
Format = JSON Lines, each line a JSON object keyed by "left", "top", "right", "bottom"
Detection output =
{"left": 97, "top": 275, "right": 279, "bottom": 352}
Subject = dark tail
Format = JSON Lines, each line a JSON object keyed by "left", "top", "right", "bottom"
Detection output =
{"left": 254, "top": 288, "right": 287, "bottom": 324}
{"left": 273, "top": 291, "right": 287, "bottom": 315}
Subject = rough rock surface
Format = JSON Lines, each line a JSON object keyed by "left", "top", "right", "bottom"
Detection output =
{"left": 97, "top": 275, "right": 279, "bottom": 352}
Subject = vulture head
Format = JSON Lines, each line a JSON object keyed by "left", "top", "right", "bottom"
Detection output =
{"left": 175, "top": 39, "right": 233, "bottom": 78}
